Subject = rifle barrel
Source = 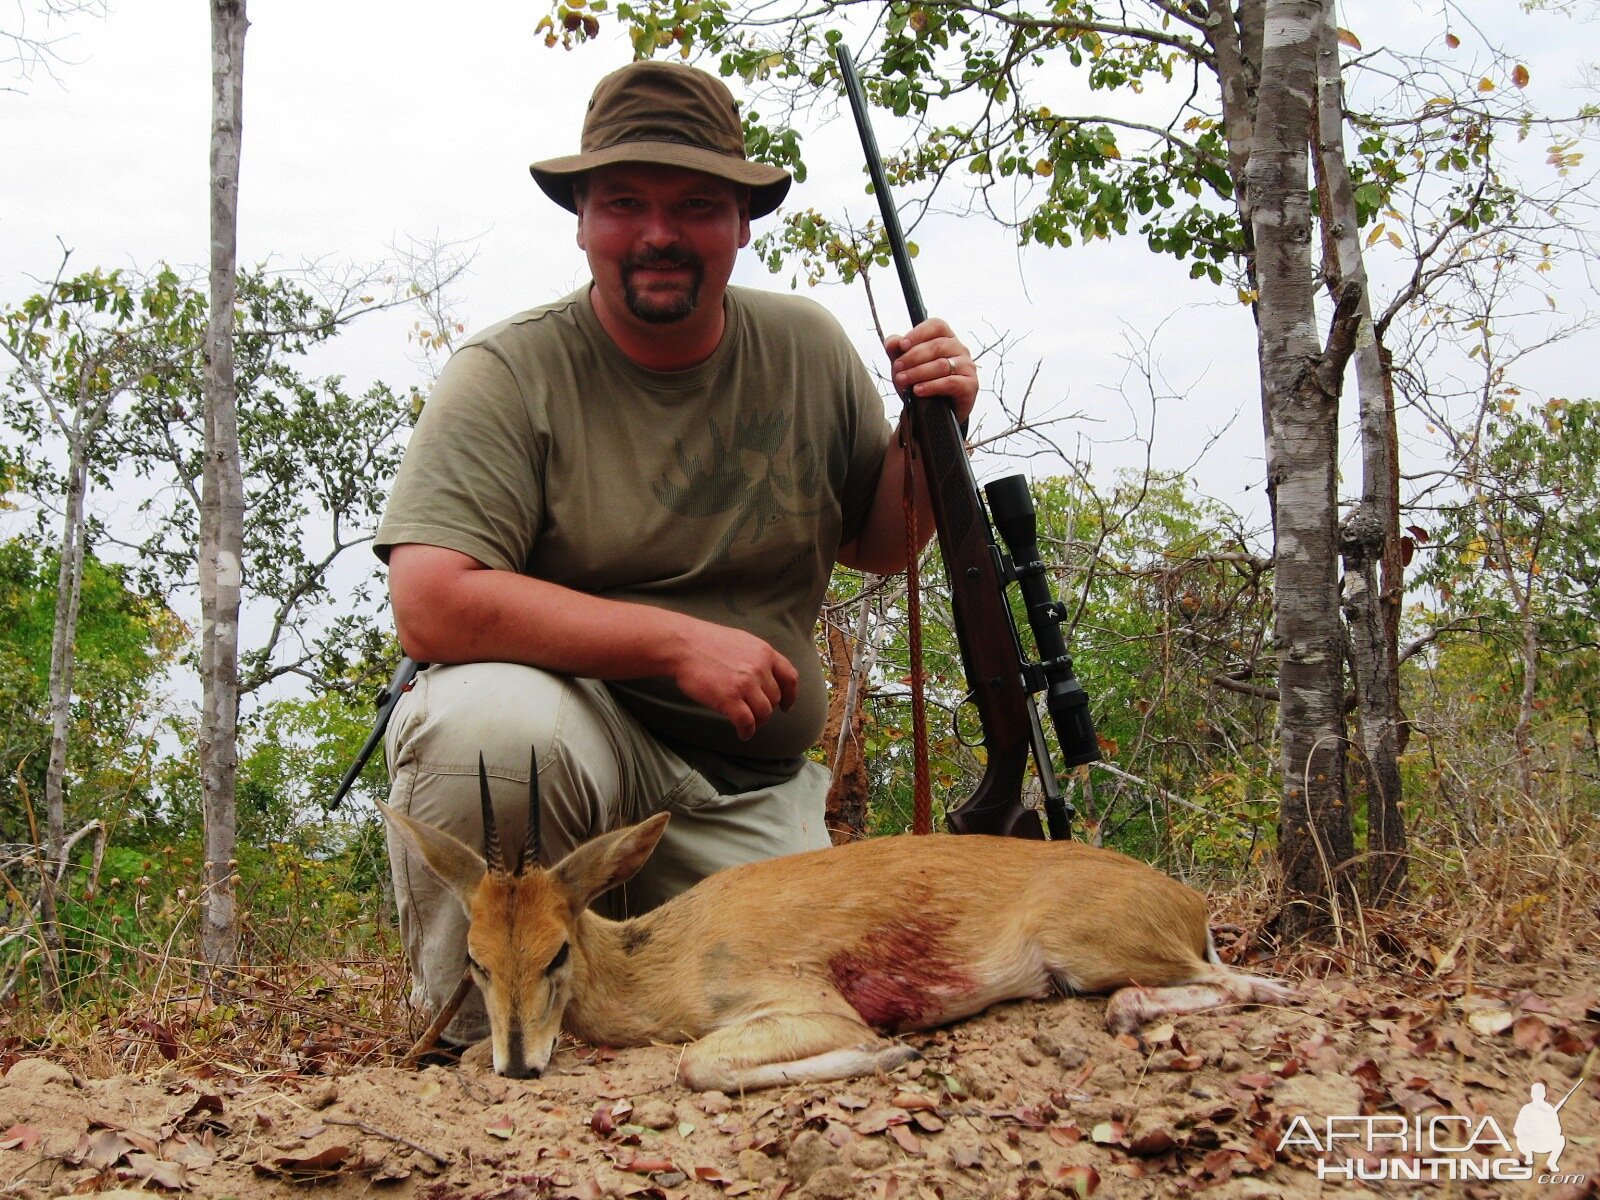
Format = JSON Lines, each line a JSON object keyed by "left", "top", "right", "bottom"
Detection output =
{"left": 835, "top": 47, "right": 927, "bottom": 329}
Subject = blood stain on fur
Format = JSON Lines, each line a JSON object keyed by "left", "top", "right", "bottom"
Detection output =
{"left": 827, "top": 911, "right": 976, "bottom": 1032}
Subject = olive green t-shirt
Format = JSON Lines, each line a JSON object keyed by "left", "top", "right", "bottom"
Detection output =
{"left": 375, "top": 284, "right": 893, "bottom": 770}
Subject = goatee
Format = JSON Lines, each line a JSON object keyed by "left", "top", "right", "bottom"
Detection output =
{"left": 621, "top": 249, "right": 704, "bottom": 324}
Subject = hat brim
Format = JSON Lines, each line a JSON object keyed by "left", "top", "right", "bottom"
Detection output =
{"left": 530, "top": 141, "right": 792, "bottom": 219}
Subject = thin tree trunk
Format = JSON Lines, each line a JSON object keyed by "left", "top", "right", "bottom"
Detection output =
{"left": 35, "top": 451, "right": 90, "bottom": 1008}
{"left": 1313, "top": 7, "right": 1407, "bottom": 903}
{"left": 200, "top": 0, "right": 247, "bottom": 977}
{"left": 1245, "top": 0, "right": 1358, "bottom": 938}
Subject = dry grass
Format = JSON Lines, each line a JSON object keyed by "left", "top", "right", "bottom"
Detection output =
{"left": 1, "top": 885, "right": 417, "bottom": 1081}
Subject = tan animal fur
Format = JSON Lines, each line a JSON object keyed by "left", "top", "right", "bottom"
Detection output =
{"left": 380, "top": 759, "right": 1293, "bottom": 1091}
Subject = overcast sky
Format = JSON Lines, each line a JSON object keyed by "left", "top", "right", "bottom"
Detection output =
{"left": 4, "top": 1, "right": 1595, "bottom": 533}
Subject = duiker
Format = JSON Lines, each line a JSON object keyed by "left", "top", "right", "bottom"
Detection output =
{"left": 380, "top": 753, "right": 1292, "bottom": 1091}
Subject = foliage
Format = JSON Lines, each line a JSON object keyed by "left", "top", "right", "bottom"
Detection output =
{"left": 1416, "top": 394, "right": 1600, "bottom": 746}
{"left": 113, "top": 268, "right": 415, "bottom": 699}
{"left": 541, "top": 0, "right": 1574, "bottom": 307}
{"left": 0, "top": 537, "right": 181, "bottom": 837}
{"left": 3, "top": 685, "right": 395, "bottom": 1007}
{"left": 834, "top": 470, "right": 1278, "bottom": 874}
{"left": 1, "top": 264, "right": 207, "bottom": 535}
{"left": 1400, "top": 627, "right": 1598, "bottom": 896}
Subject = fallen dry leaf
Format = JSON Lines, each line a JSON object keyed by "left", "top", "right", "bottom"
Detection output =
{"left": 1468, "top": 1008, "right": 1514, "bottom": 1036}
{"left": 1090, "top": 1121, "right": 1126, "bottom": 1147}
{"left": 1056, "top": 1164, "right": 1100, "bottom": 1196}
{"left": 616, "top": 1152, "right": 677, "bottom": 1174}
{"left": 949, "top": 1143, "right": 983, "bottom": 1170}
{"left": 118, "top": 1152, "right": 187, "bottom": 1191}
{"left": 853, "top": 1106, "right": 907, "bottom": 1136}
{"left": 887, "top": 1124, "right": 921, "bottom": 1155}
{"left": 0, "top": 1125, "right": 42, "bottom": 1152}
{"left": 253, "top": 1143, "right": 363, "bottom": 1179}
{"left": 69, "top": 1128, "right": 138, "bottom": 1171}
{"left": 1513, "top": 1015, "right": 1553, "bottom": 1052}
{"left": 1127, "top": 1128, "right": 1179, "bottom": 1157}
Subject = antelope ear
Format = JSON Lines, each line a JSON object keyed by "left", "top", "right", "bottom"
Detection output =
{"left": 552, "top": 812, "right": 671, "bottom": 914}
{"left": 377, "top": 800, "right": 487, "bottom": 912}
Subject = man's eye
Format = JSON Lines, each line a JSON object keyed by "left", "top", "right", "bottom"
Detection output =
{"left": 546, "top": 942, "right": 570, "bottom": 974}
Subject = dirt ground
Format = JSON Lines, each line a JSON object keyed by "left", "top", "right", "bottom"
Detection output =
{"left": 3, "top": 954, "right": 1596, "bottom": 1200}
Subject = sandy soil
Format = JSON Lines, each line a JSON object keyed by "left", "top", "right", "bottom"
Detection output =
{"left": 3, "top": 959, "right": 1596, "bottom": 1199}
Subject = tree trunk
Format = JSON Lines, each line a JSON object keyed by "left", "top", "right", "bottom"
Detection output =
{"left": 1313, "top": 6, "right": 1407, "bottom": 903}
{"left": 200, "top": 0, "right": 247, "bottom": 977}
{"left": 1244, "top": 0, "right": 1358, "bottom": 937}
{"left": 36, "top": 450, "right": 91, "bottom": 1008}
{"left": 822, "top": 615, "right": 871, "bottom": 843}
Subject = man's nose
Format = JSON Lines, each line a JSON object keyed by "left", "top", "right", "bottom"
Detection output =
{"left": 637, "top": 206, "right": 680, "bottom": 246}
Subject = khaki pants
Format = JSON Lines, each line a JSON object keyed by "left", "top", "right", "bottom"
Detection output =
{"left": 383, "top": 661, "right": 830, "bottom": 1043}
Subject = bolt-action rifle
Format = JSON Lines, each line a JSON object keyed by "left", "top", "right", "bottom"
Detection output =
{"left": 836, "top": 45, "right": 1101, "bottom": 840}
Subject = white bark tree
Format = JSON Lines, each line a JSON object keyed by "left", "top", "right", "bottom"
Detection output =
{"left": 1243, "top": 0, "right": 1361, "bottom": 934}
{"left": 200, "top": 0, "right": 247, "bottom": 976}
{"left": 1313, "top": 8, "right": 1406, "bottom": 902}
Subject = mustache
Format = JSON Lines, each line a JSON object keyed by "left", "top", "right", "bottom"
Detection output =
{"left": 623, "top": 247, "right": 700, "bottom": 271}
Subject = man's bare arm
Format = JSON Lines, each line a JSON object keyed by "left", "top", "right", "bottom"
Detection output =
{"left": 388, "top": 543, "right": 797, "bottom": 741}
{"left": 838, "top": 317, "right": 978, "bottom": 574}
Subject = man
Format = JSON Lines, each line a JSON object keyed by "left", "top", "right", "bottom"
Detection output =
{"left": 375, "top": 60, "right": 978, "bottom": 1045}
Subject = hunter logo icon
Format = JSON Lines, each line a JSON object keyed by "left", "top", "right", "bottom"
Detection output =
{"left": 1514, "top": 1079, "right": 1581, "bottom": 1172}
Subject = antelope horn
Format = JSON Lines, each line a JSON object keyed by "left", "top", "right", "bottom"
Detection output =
{"left": 479, "top": 752, "right": 506, "bottom": 876}
{"left": 520, "top": 745, "right": 541, "bottom": 876}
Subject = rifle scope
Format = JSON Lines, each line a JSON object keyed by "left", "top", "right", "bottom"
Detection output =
{"left": 984, "top": 475, "right": 1101, "bottom": 769}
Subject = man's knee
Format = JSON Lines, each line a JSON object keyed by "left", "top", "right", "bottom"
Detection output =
{"left": 390, "top": 662, "right": 574, "bottom": 772}
{"left": 385, "top": 662, "right": 638, "bottom": 866}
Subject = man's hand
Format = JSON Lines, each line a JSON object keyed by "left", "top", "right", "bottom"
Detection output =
{"left": 665, "top": 616, "right": 799, "bottom": 741}
{"left": 885, "top": 316, "right": 978, "bottom": 429}
{"left": 837, "top": 316, "right": 979, "bottom": 575}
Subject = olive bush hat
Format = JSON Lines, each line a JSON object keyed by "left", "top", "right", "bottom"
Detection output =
{"left": 530, "top": 61, "right": 792, "bottom": 218}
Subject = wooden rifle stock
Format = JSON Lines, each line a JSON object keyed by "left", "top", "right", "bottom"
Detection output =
{"left": 917, "top": 402, "right": 1049, "bottom": 839}
{"left": 835, "top": 45, "right": 1066, "bottom": 839}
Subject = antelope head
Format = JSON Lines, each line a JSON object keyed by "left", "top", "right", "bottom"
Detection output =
{"left": 378, "top": 749, "right": 668, "bottom": 1078}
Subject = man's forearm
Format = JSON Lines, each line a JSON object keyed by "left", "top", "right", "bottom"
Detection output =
{"left": 837, "top": 420, "right": 946, "bottom": 575}
{"left": 387, "top": 543, "right": 799, "bottom": 740}
{"left": 395, "top": 562, "right": 687, "bottom": 679}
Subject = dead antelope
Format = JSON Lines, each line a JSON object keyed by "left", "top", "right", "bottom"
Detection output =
{"left": 379, "top": 752, "right": 1294, "bottom": 1092}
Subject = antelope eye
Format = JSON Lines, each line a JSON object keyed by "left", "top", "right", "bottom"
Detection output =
{"left": 546, "top": 942, "right": 570, "bottom": 974}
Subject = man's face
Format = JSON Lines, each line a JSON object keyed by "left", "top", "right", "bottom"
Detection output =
{"left": 576, "top": 163, "right": 751, "bottom": 327}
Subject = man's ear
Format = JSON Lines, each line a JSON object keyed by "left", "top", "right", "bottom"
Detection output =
{"left": 377, "top": 800, "right": 487, "bottom": 912}
{"left": 574, "top": 177, "right": 590, "bottom": 250}
{"left": 552, "top": 812, "right": 672, "bottom": 914}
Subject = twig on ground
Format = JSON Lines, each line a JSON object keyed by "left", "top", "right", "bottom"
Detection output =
{"left": 322, "top": 1116, "right": 449, "bottom": 1167}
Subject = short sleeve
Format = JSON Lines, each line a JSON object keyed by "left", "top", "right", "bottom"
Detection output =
{"left": 374, "top": 344, "right": 545, "bottom": 572}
